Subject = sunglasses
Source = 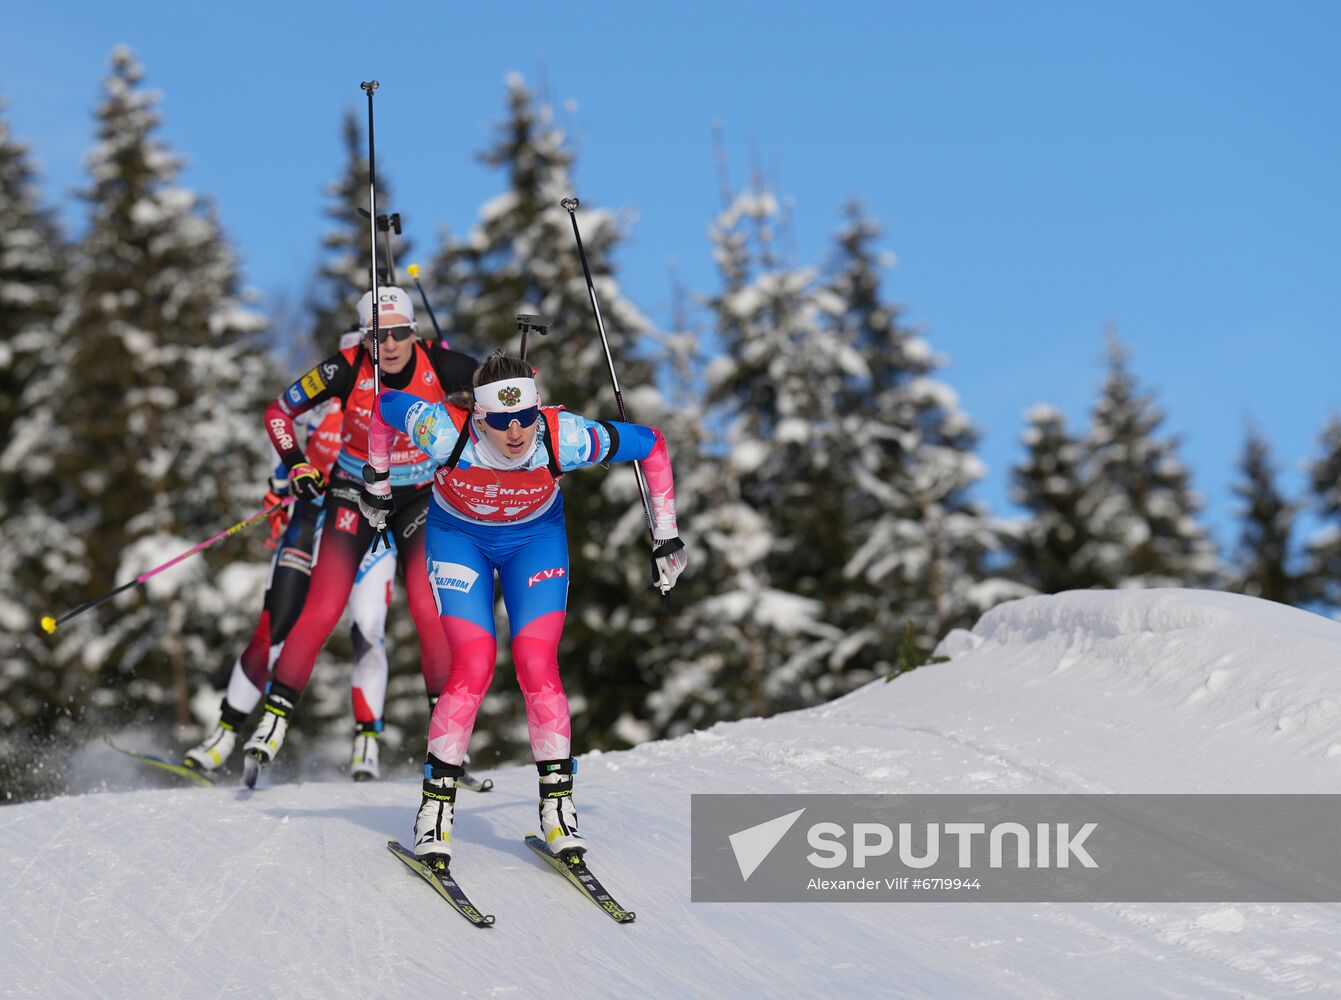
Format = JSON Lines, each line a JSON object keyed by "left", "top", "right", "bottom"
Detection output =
{"left": 364, "top": 324, "right": 416, "bottom": 345}
{"left": 480, "top": 406, "right": 539, "bottom": 431}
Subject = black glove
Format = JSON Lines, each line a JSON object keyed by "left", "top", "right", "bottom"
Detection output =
{"left": 289, "top": 462, "right": 326, "bottom": 501}
{"left": 359, "top": 462, "right": 394, "bottom": 535}
{"left": 651, "top": 536, "right": 687, "bottom": 593}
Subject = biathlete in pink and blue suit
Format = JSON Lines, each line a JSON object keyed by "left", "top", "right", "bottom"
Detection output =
{"left": 358, "top": 352, "right": 688, "bottom": 864}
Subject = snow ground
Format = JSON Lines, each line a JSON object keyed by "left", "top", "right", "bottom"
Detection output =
{"left": 4, "top": 588, "right": 1340, "bottom": 998}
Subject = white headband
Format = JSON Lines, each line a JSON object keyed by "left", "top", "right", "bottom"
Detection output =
{"left": 474, "top": 377, "right": 538, "bottom": 414}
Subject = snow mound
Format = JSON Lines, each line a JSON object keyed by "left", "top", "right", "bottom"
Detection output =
{"left": 924, "top": 588, "right": 1341, "bottom": 787}
{"left": 4, "top": 589, "right": 1340, "bottom": 997}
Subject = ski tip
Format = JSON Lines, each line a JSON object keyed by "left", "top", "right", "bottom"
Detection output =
{"left": 105, "top": 735, "right": 218, "bottom": 788}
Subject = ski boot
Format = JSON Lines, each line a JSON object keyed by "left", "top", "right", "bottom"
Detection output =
{"left": 183, "top": 722, "right": 237, "bottom": 773}
{"left": 241, "top": 684, "right": 298, "bottom": 787}
{"left": 350, "top": 722, "right": 382, "bottom": 782}
{"left": 414, "top": 757, "right": 465, "bottom": 870}
{"left": 183, "top": 700, "right": 248, "bottom": 773}
{"left": 537, "top": 757, "right": 585, "bottom": 858}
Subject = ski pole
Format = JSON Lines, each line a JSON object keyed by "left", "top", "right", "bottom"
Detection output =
{"left": 406, "top": 263, "right": 445, "bottom": 343}
{"left": 360, "top": 80, "right": 382, "bottom": 398}
{"left": 559, "top": 196, "right": 671, "bottom": 613}
{"left": 39, "top": 497, "right": 297, "bottom": 634}
{"left": 360, "top": 79, "right": 392, "bottom": 553}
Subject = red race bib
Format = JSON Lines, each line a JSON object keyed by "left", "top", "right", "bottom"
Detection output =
{"left": 434, "top": 464, "right": 559, "bottom": 523}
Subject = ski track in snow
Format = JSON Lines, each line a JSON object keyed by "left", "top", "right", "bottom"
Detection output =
{"left": 5, "top": 588, "right": 1341, "bottom": 998}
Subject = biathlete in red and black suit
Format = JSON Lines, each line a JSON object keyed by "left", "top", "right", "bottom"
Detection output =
{"left": 241, "top": 286, "right": 477, "bottom": 775}
{"left": 182, "top": 333, "right": 398, "bottom": 782}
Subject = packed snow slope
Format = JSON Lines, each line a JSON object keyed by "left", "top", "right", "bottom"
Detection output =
{"left": 5, "top": 589, "right": 1341, "bottom": 999}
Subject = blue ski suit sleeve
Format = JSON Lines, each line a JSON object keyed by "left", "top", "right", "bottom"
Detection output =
{"left": 550, "top": 411, "right": 656, "bottom": 472}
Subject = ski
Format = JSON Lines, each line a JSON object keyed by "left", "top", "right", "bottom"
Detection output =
{"left": 524, "top": 835, "right": 636, "bottom": 923}
{"left": 387, "top": 841, "right": 495, "bottom": 927}
{"left": 104, "top": 735, "right": 216, "bottom": 789}
{"left": 459, "top": 771, "right": 494, "bottom": 793}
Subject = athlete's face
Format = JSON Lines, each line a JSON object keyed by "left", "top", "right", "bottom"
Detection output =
{"left": 364, "top": 311, "right": 416, "bottom": 375}
{"left": 479, "top": 414, "right": 539, "bottom": 459}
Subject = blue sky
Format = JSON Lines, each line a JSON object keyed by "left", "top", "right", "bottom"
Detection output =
{"left": 4, "top": 1, "right": 1339, "bottom": 548}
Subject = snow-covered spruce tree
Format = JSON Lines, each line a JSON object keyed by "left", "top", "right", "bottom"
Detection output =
{"left": 426, "top": 74, "right": 662, "bottom": 759}
{"left": 1300, "top": 415, "right": 1341, "bottom": 613}
{"left": 304, "top": 109, "right": 410, "bottom": 361}
{"left": 3, "top": 48, "right": 272, "bottom": 771}
{"left": 1007, "top": 404, "right": 1105, "bottom": 593}
{"left": 0, "top": 97, "right": 64, "bottom": 544}
{"left": 1083, "top": 333, "right": 1218, "bottom": 587}
{"left": 0, "top": 100, "right": 71, "bottom": 784}
{"left": 1229, "top": 424, "right": 1301, "bottom": 604}
{"left": 0, "top": 101, "right": 63, "bottom": 451}
{"left": 642, "top": 258, "right": 826, "bottom": 735}
{"left": 833, "top": 203, "right": 1016, "bottom": 666}
{"left": 654, "top": 186, "right": 864, "bottom": 728}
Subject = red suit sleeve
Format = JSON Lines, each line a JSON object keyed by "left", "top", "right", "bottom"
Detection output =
{"left": 266, "top": 398, "right": 306, "bottom": 470}
{"left": 268, "top": 353, "right": 355, "bottom": 472}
